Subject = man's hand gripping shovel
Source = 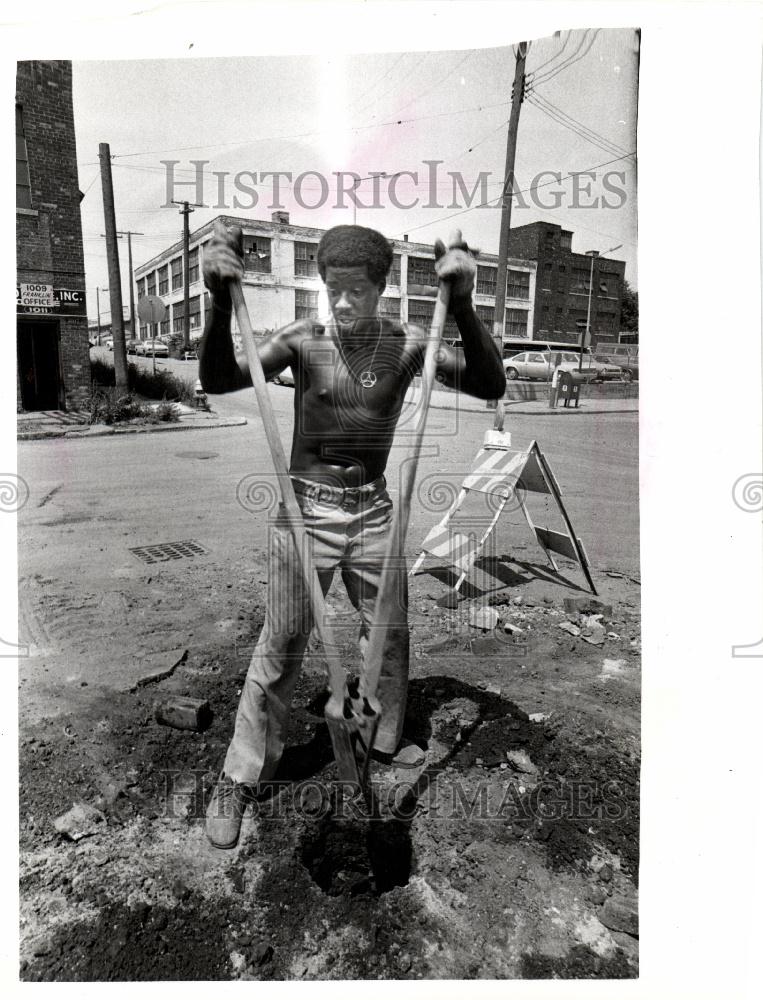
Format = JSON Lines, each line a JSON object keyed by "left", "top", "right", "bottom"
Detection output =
{"left": 229, "top": 281, "right": 378, "bottom": 791}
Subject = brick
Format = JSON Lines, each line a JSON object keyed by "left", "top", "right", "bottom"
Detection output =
{"left": 154, "top": 696, "right": 213, "bottom": 732}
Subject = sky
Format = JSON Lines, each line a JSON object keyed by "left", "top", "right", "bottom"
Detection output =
{"left": 72, "top": 28, "right": 639, "bottom": 321}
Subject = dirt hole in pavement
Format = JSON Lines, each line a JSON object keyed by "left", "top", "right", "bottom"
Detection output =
{"left": 175, "top": 451, "right": 219, "bottom": 460}
{"left": 300, "top": 815, "right": 413, "bottom": 897}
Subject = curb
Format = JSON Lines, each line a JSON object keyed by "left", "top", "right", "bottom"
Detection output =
{"left": 18, "top": 416, "right": 248, "bottom": 441}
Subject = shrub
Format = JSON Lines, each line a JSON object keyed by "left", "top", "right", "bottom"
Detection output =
{"left": 90, "top": 358, "right": 194, "bottom": 404}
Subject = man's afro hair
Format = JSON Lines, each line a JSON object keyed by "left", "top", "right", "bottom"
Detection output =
{"left": 317, "top": 225, "right": 393, "bottom": 286}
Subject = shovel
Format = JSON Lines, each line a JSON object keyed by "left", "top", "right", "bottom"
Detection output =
{"left": 229, "top": 280, "right": 378, "bottom": 789}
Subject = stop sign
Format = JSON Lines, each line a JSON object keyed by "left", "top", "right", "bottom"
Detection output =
{"left": 137, "top": 295, "right": 166, "bottom": 324}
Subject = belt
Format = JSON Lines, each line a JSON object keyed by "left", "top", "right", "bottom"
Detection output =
{"left": 291, "top": 474, "right": 386, "bottom": 508}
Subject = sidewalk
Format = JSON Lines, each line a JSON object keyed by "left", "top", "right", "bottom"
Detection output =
{"left": 17, "top": 403, "right": 247, "bottom": 441}
{"left": 405, "top": 384, "right": 639, "bottom": 416}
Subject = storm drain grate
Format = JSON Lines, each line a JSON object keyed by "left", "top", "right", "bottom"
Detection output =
{"left": 130, "top": 539, "right": 208, "bottom": 565}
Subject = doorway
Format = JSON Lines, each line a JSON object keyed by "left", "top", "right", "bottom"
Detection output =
{"left": 17, "top": 319, "right": 63, "bottom": 411}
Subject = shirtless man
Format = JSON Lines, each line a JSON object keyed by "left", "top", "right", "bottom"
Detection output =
{"left": 200, "top": 221, "right": 505, "bottom": 848}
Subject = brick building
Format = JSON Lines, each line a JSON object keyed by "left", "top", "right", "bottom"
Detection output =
{"left": 507, "top": 221, "right": 627, "bottom": 346}
{"left": 134, "top": 212, "right": 537, "bottom": 347}
{"left": 16, "top": 60, "right": 90, "bottom": 411}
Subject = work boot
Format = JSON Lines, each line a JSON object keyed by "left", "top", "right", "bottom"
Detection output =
{"left": 358, "top": 738, "right": 426, "bottom": 770}
{"left": 205, "top": 773, "right": 250, "bottom": 849}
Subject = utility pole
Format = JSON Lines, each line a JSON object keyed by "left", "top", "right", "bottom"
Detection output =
{"left": 99, "top": 142, "right": 129, "bottom": 395}
{"left": 493, "top": 41, "right": 529, "bottom": 354}
{"left": 171, "top": 200, "right": 202, "bottom": 351}
{"left": 117, "top": 231, "right": 143, "bottom": 338}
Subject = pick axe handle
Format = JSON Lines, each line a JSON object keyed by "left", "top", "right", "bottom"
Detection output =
{"left": 362, "top": 281, "right": 451, "bottom": 697}
{"left": 229, "top": 281, "right": 347, "bottom": 708}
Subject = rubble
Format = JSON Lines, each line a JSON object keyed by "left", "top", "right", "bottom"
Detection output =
{"left": 558, "top": 621, "right": 581, "bottom": 637}
{"left": 600, "top": 895, "right": 639, "bottom": 938}
{"left": 53, "top": 802, "right": 106, "bottom": 841}
{"left": 468, "top": 606, "right": 499, "bottom": 631}
{"left": 563, "top": 597, "right": 613, "bottom": 617}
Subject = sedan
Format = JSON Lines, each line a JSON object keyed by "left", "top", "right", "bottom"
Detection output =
{"left": 143, "top": 340, "right": 169, "bottom": 358}
{"left": 504, "top": 351, "right": 623, "bottom": 383}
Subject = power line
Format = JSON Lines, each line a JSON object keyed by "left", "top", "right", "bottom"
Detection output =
{"left": 391, "top": 150, "right": 636, "bottom": 238}
{"left": 77, "top": 97, "right": 509, "bottom": 165}
{"left": 530, "top": 29, "right": 599, "bottom": 86}
{"left": 527, "top": 89, "right": 631, "bottom": 157}
{"left": 526, "top": 93, "right": 630, "bottom": 159}
{"left": 388, "top": 51, "right": 474, "bottom": 116}
{"left": 347, "top": 52, "right": 406, "bottom": 113}
{"left": 528, "top": 30, "right": 571, "bottom": 77}
{"left": 350, "top": 52, "right": 425, "bottom": 121}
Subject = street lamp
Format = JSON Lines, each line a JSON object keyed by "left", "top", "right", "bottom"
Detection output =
{"left": 579, "top": 244, "right": 623, "bottom": 372}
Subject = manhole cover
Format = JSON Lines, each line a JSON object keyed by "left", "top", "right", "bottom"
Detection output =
{"left": 175, "top": 451, "right": 219, "bottom": 460}
{"left": 129, "top": 539, "right": 208, "bottom": 565}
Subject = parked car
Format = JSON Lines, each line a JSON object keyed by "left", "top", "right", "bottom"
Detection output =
{"left": 272, "top": 367, "right": 295, "bottom": 387}
{"left": 594, "top": 345, "right": 638, "bottom": 381}
{"left": 126, "top": 339, "right": 139, "bottom": 355}
{"left": 143, "top": 340, "right": 169, "bottom": 358}
{"left": 503, "top": 350, "right": 624, "bottom": 383}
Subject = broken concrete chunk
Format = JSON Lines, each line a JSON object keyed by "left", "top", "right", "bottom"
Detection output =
{"left": 131, "top": 648, "right": 188, "bottom": 691}
{"left": 53, "top": 802, "right": 106, "bottom": 841}
{"left": 502, "top": 621, "right": 524, "bottom": 634}
{"left": 558, "top": 621, "right": 581, "bottom": 637}
{"left": 469, "top": 636, "right": 504, "bottom": 656}
{"left": 563, "top": 597, "right": 613, "bottom": 616}
{"left": 469, "top": 606, "right": 499, "bottom": 631}
{"left": 505, "top": 749, "right": 538, "bottom": 775}
{"left": 581, "top": 628, "right": 607, "bottom": 646}
{"left": 154, "top": 696, "right": 213, "bottom": 732}
{"left": 600, "top": 895, "right": 639, "bottom": 938}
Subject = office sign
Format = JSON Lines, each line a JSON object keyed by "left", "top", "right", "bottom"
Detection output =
{"left": 17, "top": 285, "right": 86, "bottom": 317}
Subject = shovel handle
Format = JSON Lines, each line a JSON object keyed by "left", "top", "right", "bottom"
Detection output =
{"left": 362, "top": 280, "right": 451, "bottom": 697}
{"left": 229, "top": 281, "right": 348, "bottom": 711}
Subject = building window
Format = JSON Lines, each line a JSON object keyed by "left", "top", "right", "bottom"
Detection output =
{"left": 188, "top": 247, "right": 199, "bottom": 285}
{"left": 596, "top": 311, "right": 617, "bottom": 332}
{"left": 560, "top": 231, "right": 572, "bottom": 251}
{"left": 16, "top": 105, "right": 32, "bottom": 210}
{"left": 541, "top": 263, "right": 552, "bottom": 291}
{"left": 571, "top": 267, "right": 590, "bottom": 294}
{"left": 408, "top": 256, "right": 438, "bottom": 288}
{"left": 171, "top": 257, "right": 183, "bottom": 290}
{"left": 140, "top": 324, "right": 149, "bottom": 338}
{"left": 505, "top": 308, "right": 528, "bottom": 338}
{"left": 507, "top": 269, "right": 530, "bottom": 299}
{"left": 294, "top": 242, "right": 319, "bottom": 277}
{"left": 158, "top": 266, "right": 169, "bottom": 296}
{"left": 388, "top": 254, "right": 401, "bottom": 286}
{"left": 173, "top": 313, "right": 184, "bottom": 333}
{"left": 379, "top": 296, "right": 400, "bottom": 320}
{"left": 475, "top": 304, "right": 496, "bottom": 327}
{"left": 146, "top": 272, "right": 156, "bottom": 297}
{"left": 476, "top": 265, "right": 496, "bottom": 296}
{"left": 137, "top": 277, "right": 146, "bottom": 298}
{"left": 160, "top": 318, "right": 170, "bottom": 337}
{"left": 244, "top": 235, "right": 272, "bottom": 274}
{"left": 188, "top": 295, "right": 202, "bottom": 329}
{"left": 598, "top": 273, "right": 619, "bottom": 299}
{"left": 409, "top": 298, "right": 458, "bottom": 339}
{"left": 204, "top": 292, "right": 211, "bottom": 315}
{"left": 295, "top": 289, "right": 319, "bottom": 320}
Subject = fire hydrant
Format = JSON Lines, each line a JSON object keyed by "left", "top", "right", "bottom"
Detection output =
{"left": 193, "top": 379, "right": 210, "bottom": 411}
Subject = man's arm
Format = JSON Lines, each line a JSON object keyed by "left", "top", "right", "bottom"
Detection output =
{"left": 198, "top": 221, "right": 299, "bottom": 393}
{"left": 429, "top": 230, "right": 506, "bottom": 400}
{"left": 435, "top": 298, "right": 506, "bottom": 400}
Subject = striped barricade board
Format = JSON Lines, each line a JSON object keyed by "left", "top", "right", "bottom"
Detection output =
{"left": 410, "top": 432, "right": 596, "bottom": 595}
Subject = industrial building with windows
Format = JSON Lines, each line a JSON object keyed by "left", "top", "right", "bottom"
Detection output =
{"left": 16, "top": 60, "right": 90, "bottom": 411}
{"left": 133, "top": 212, "right": 539, "bottom": 347}
{"left": 506, "top": 221, "right": 627, "bottom": 344}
